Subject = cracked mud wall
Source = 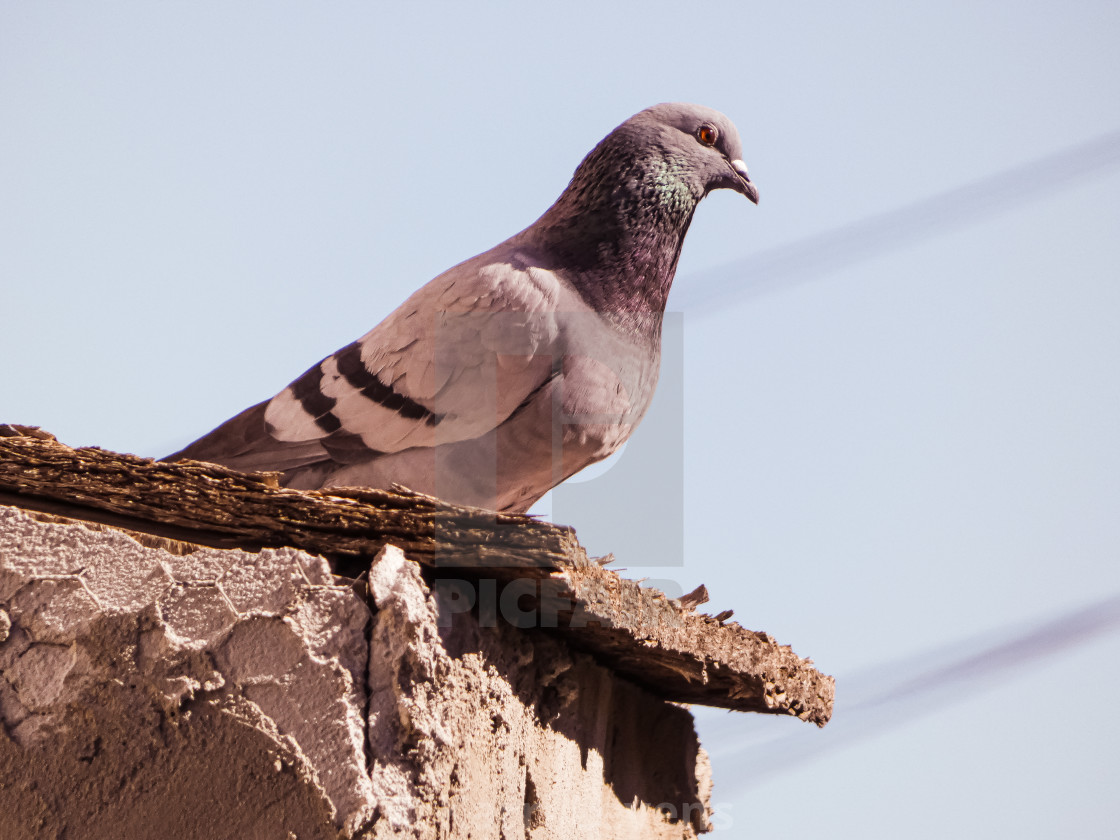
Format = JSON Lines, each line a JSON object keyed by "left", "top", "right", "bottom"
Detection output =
{"left": 0, "top": 504, "right": 712, "bottom": 839}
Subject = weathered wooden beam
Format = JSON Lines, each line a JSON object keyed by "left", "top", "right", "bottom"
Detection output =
{"left": 0, "top": 425, "right": 833, "bottom": 725}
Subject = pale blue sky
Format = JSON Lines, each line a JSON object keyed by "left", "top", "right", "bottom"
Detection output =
{"left": 3, "top": 3, "right": 1119, "bottom": 836}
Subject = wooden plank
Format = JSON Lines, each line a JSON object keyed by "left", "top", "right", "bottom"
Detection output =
{"left": 0, "top": 424, "right": 833, "bottom": 725}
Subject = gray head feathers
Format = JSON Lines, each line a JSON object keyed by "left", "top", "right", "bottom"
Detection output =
{"left": 527, "top": 103, "right": 757, "bottom": 323}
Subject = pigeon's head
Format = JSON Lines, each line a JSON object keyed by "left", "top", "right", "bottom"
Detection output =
{"left": 616, "top": 102, "right": 759, "bottom": 205}
{"left": 530, "top": 103, "right": 757, "bottom": 318}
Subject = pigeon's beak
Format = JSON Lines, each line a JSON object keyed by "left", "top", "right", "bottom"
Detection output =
{"left": 728, "top": 159, "right": 759, "bottom": 204}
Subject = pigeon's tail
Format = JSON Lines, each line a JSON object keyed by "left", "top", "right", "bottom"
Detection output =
{"left": 165, "top": 401, "right": 336, "bottom": 481}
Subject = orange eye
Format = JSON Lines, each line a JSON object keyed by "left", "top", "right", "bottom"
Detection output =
{"left": 697, "top": 125, "right": 717, "bottom": 146}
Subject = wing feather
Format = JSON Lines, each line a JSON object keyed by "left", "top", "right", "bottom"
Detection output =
{"left": 262, "top": 248, "right": 570, "bottom": 455}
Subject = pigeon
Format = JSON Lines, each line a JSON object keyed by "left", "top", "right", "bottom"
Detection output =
{"left": 168, "top": 103, "right": 758, "bottom": 513}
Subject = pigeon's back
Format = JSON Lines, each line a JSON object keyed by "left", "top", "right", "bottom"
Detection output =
{"left": 170, "top": 241, "right": 654, "bottom": 510}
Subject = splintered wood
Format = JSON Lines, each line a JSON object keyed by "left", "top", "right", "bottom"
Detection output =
{"left": 0, "top": 425, "right": 833, "bottom": 725}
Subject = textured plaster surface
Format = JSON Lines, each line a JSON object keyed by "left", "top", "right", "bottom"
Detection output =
{"left": 0, "top": 504, "right": 711, "bottom": 839}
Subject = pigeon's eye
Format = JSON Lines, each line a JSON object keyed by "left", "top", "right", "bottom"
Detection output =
{"left": 697, "top": 125, "right": 718, "bottom": 146}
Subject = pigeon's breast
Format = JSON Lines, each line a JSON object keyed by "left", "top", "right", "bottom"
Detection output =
{"left": 555, "top": 314, "right": 661, "bottom": 458}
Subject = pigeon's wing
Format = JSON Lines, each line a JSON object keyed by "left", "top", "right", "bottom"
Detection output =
{"left": 166, "top": 400, "right": 333, "bottom": 472}
{"left": 260, "top": 252, "right": 568, "bottom": 462}
{"left": 168, "top": 251, "right": 570, "bottom": 476}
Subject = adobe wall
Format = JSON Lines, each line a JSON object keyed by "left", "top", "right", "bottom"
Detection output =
{"left": 0, "top": 504, "right": 711, "bottom": 839}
